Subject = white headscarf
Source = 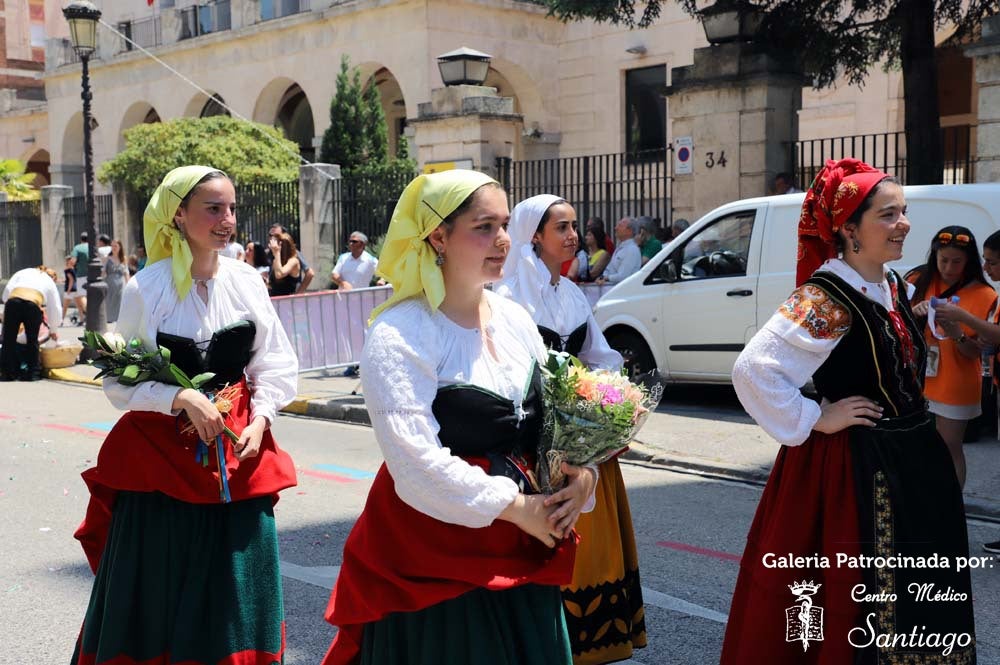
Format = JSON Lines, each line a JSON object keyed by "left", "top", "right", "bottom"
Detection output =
{"left": 496, "top": 194, "right": 563, "bottom": 317}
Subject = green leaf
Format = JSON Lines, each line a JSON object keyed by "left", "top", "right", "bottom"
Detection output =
{"left": 168, "top": 364, "right": 194, "bottom": 389}
{"left": 190, "top": 372, "right": 216, "bottom": 389}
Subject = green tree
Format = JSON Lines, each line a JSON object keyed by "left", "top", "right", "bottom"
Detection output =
{"left": 543, "top": 0, "right": 998, "bottom": 185}
{"left": 320, "top": 55, "right": 368, "bottom": 170}
{"left": 0, "top": 158, "right": 39, "bottom": 200}
{"left": 98, "top": 116, "right": 300, "bottom": 192}
{"left": 363, "top": 76, "right": 389, "bottom": 164}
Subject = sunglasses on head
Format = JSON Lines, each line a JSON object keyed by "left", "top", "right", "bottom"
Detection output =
{"left": 936, "top": 232, "right": 971, "bottom": 247}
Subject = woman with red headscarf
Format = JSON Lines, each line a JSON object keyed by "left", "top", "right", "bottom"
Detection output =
{"left": 720, "top": 159, "right": 976, "bottom": 663}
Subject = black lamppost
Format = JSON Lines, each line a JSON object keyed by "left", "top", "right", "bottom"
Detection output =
{"left": 699, "top": 0, "right": 764, "bottom": 44}
{"left": 62, "top": 0, "right": 107, "bottom": 339}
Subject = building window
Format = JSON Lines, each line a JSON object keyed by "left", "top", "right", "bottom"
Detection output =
{"left": 625, "top": 65, "right": 666, "bottom": 157}
{"left": 201, "top": 93, "right": 230, "bottom": 118}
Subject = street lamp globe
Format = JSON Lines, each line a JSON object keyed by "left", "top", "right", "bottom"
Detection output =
{"left": 437, "top": 47, "right": 492, "bottom": 86}
{"left": 62, "top": 0, "right": 102, "bottom": 56}
{"left": 699, "top": 0, "right": 764, "bottom": 45}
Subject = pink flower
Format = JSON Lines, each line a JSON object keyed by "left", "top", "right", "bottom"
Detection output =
{"left": 598, "top": 384, "right": 624, "bottom": 406}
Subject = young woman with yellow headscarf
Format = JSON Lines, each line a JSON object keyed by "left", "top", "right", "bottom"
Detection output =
{"left": 322, "top": 170, "right": 598, "bottom": 665}
{"left": 71, "top": 165, "right": 299, "bottom": 665}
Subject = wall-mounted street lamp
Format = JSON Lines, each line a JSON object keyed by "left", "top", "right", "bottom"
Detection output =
{"left": 437, "top": 47, "right": 492, "bottom": 86}
{"left": 62, "top": 0, "right": 107, "bottom": 338}
{"left": 699, "top": 0, "right": 764, "bottom": 45}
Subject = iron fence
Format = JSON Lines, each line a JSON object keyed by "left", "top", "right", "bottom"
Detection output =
{"left": 260, "top": 0, "right": 310, "bottom": 21}
{"left": 334, "top": 170, "right": 416, "bottom": 247}
{"left": 496, "top": 148, "right": 673, "bottom": 238}
{"left": 0, "top": 200, "right": 42, "bottom": 280}
{"left": 236, "top": 180, "right": 300, "bottom": 247}
{"left": 791, "top": 125, "right": 975, "bottom": 188}
{"left": 63, "top": 195, "right": 114, "bottom": 256}
{"left": 118, "top": 16, "right": 162, "bottom": 52}
{"left": 178, "top": 0, "right": 231, "bottom": 40}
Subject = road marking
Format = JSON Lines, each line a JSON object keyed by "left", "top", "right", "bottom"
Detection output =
{"left": 81, "top": 421, "right": 116, "bottom": 431}
{"left": 657, "top": 540, "right": 741, "bottom": 563}
{"left": 313, "top": 463, "right": 376, "bottom": 480}
{"left": 281, "top": 561, "right": 340, "bottom": 588}
{"left": 280, "top": 561, "right": 728, "bottom": 625}
{"left": 641, "top": 586, "right": 728, "bottom": 624}
{"left": 41, "top": 423, "right": 105, "bottom": 437}
{"left": 300, "top": 469, "right": 358, "bottom": 484}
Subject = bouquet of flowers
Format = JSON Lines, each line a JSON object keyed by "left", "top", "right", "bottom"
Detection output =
{"left": 538, "top": 351, "right": 662, "bottom": 494}
{"left": 82, "top": 330, "right": 239, "bottom": 502}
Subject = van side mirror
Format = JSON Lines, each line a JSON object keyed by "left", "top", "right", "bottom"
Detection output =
{"left": 647, "top": 255, "right": 678, "bottom": 284}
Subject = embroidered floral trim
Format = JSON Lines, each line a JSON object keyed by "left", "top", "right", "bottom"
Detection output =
{"left": 778, "top": 284, "right": 852, "bottom": 340}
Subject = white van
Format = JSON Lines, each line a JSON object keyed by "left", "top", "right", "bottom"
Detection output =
{"left": 592, "top": 184, "right": 1000, "bottom": 383}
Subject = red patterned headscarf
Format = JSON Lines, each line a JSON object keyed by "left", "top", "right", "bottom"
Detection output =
{"left": 796, "top": 158, "right": 891, "bottom": 286}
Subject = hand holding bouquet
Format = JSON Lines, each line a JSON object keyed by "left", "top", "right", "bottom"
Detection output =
{"left": 538, "top": 351, "right": 662, "bottom": 494}
{"left": 82, "top": 331, "right": 239, "bottom": 502}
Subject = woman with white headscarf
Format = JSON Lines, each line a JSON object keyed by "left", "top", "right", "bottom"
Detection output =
{"left": 71, "top": 165, "right": 298, "bottom": 665}
{"left": 495, "top": 195, "right": 647, "bottom": 665}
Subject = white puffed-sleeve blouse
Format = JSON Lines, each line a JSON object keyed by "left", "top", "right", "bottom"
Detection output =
{"left": 103, "top": 256, "right": 298, "bottom": 425}
{"left": 733, "top": 259, "right": 914, "bottom": 447}
{"left": 360, "top": 289, "right": 568, "bottom": 528}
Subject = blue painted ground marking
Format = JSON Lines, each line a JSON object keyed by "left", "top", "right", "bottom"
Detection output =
{"left": 313, "top": 463, "right": 376, "bottom": 480}
{"left": 82, "top": 421, "right": 116, "bottom": 432}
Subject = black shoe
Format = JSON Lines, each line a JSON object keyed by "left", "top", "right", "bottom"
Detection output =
{"left": 983, "top": 540, "right": 1000, "bottom": 554}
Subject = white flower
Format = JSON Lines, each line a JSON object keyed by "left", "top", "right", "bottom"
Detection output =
{"left": 105, "top": 332, "right": 126, "bottom": 352}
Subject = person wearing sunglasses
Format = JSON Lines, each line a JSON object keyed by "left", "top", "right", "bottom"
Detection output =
{"left": 330, "top": 231, "right": 379, "bottom": 291}
{"left": 908, "top": 225, "right": 998, "bottom": 488}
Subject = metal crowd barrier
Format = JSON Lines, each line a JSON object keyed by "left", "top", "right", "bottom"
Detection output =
{"left": 271, "top": 282, "right": 613, "bottom": 373}
{"left": 270, "top": 285, "right": 392, "bottom": 373}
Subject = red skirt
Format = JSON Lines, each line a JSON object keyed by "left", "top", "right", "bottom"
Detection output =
{"left": 74, "top": 380, "right": 298, "bottom": 573}
{"left": 322, "top": 461, "right": 578, "bottom": 665}
{"left": 721, "top": 415, "right": 976, "bottom": 664}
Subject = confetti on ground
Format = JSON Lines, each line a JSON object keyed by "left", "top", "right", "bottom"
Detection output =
{"left": 38, "top": 527, "right": 51, "bottom": 532}
{"left": 63, "top": 488, "right": 69, "bottom": 496}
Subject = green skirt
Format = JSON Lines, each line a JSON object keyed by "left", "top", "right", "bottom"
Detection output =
{"left": 359, "top": 584, "right": 572, "bottom": 665}
{"left": 72, "top": 491, "right": 285, "bottom": 665}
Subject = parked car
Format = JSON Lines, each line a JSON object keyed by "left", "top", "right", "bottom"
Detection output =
{"left": 593, "top": 184, "right": 1000, "bottom": 383}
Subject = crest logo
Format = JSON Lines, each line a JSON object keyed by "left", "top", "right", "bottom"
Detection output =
{"left": 785, "top": 580, "right": 824, "bottom": 651}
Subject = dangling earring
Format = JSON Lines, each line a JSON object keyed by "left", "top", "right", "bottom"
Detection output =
{"left": 852, "top": 238, "right": 860, "bottom": 254}
{"left": 435, "top": 249, "right": 445, "bottom": 266}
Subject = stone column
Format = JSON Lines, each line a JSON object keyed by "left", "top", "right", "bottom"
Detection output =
{"left": 112, "top": 183, "right": 144, "bottom": 255}
{"left": 966, "top": 15, "right": 1000, "bottom": 183}
{"left": 40, "top": 185, "right": 74, "bottom": 269}
{"left": 299, "top": 163, "right": 341, "bottom": 288}
{"left": 408, "top": 84, "right": 523, "bottom": 179}
{"left": 49, "top": 164, "right": 84, "bottom": 193}
{"left": 666, "top": 42, "right": 805, "bottom": 221}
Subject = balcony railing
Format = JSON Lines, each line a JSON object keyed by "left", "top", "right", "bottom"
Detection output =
{"left": 178, "top": 0, "right": 231, "bottom": 40}
{"left": 260, "top": 0, "right": 310, "bottom": 21}
{"left": 117, "top": 16, "right": 162, "bottom": 52}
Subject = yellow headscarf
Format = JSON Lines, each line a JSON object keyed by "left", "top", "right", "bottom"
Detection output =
{"left": 143, "top": 164, "right": 222, "bottom": 299}
{"left": 370, "top": 169, "right": 498, "bottom": 324}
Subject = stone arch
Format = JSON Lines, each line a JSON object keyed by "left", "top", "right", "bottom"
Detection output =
{"left": 58, "top": 111, "right": 106, "bottom": 192}
{"left": 183, "top": 91, "right": 230, "bottom": 118}
{"left": 24, "top": 148, "right": 50, "bottom": 187}
{"left": 118, "top": 101, "right": 162, "bottom": 151}
{"left": 61, "top": 111, "right": 84, "bottom": 168}
{"left": 360, "top": 65, "right": 408, "bottom": 159}
{"left": 253, "top": 77, "right": 316, "bottom": 162}
{"left": 481, "top": 56, "right": 548, "bottom": 130}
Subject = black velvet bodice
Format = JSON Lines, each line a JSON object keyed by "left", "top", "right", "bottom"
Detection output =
{"left": 432, "top": 363, "right": 543, "bottom": 492}
{"left": 156, "top": 319, "right": 256, "bottom": 390}
{"left": 538, "top": 322, "right": 587, "bottom": 356}
{"left": 809, "top": 271, "right": 927, "bottom": 418}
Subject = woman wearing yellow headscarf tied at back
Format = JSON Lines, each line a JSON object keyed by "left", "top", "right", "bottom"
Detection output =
{"left": 323, "top": 170, "right": 599, "bottom": 665}
{"left": 72, "top": 166, "right": 299, "bottom": 665}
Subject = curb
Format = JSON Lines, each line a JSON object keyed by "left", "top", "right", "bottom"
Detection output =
{"left": 42, "top": 370, "right": 1000, "bottom": 521}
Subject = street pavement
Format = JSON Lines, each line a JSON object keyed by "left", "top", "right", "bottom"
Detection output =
{"left": 4, "top": 380, "right": 1000, "bottom": 664}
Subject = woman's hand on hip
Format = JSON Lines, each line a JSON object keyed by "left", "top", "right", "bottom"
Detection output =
{"left": 814, "top": 396, "right": 882, "bottom": 434}
{"left": 544, "top": 463, "right": 598, "bottom": 538}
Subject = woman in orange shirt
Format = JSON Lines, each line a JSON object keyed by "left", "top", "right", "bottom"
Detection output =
{"left": 908, "top": 225, "right": 998, "bottom": 487}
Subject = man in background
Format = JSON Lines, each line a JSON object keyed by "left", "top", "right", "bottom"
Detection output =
{"left": 330, "top": 231, "right": 379, "bottom": 290}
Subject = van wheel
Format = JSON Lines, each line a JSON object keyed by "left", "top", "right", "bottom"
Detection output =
{"left": 606, "top": 330, "right": 656, "bottom": 380}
